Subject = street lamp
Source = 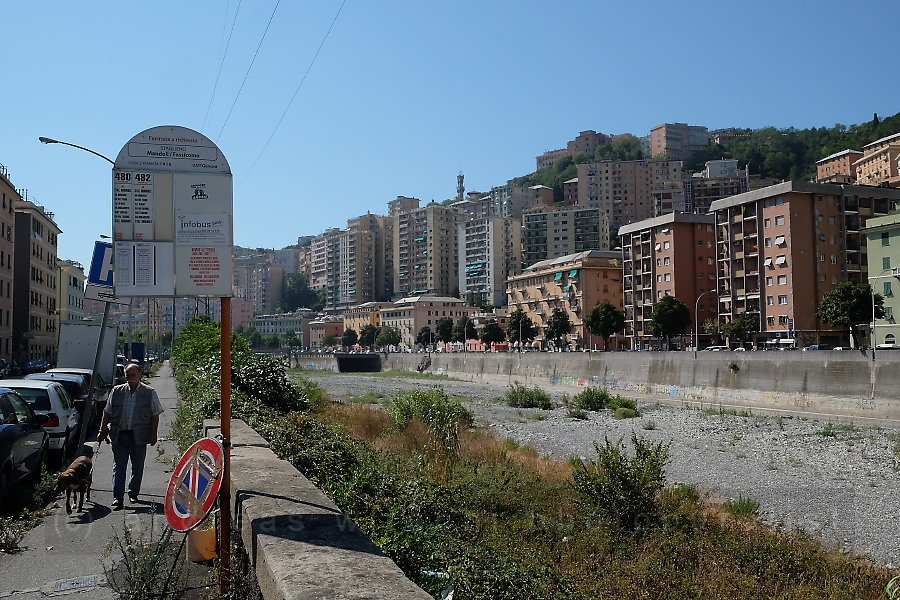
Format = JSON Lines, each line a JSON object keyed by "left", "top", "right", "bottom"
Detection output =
{"left": 869, "top": 267, "right": 900, "bottom": 361}
{"left": 694, "top": 289, "right": 717, "bottom": 352}
{"left": 39, "top": 136, "right": 114, "bottom": 165}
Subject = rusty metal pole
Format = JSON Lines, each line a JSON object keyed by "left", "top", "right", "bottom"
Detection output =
{"left": 219, "top": 296, "right": 232, "bottom": 595}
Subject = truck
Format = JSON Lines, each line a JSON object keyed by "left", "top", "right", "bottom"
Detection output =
{"left": 56, "top": 321, "right": 119, "bottom": 385}
{"left": 124, "top": 342, "right": 147, "bottom": 373}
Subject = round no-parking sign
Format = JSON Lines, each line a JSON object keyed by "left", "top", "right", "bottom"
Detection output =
{"left": 165, "top": 438, "right": 224, "bottom": 532}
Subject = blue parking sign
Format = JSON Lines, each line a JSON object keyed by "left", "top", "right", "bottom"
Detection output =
{"left": 88, "top": 241, "right": 114, "bottom": 287}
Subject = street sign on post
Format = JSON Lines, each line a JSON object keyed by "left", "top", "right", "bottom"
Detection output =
{"left": 165, "top": 438, "right": 224, "bottom": 532}
{"left": 88, "top": 241, "right": 115, "bottom": 287}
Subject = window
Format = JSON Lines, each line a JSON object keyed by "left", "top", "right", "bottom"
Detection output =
{"left": 886, "top": 307, "right": 894, "bottom": 320}
{"left": 663, "top": 241, "right": 670, "bottom": 249}
{"left": 664, "top": 257, "right": 671, "bottom": 265}
{"left": 819, "top": 254, "right": 825, "bottom": 262}
{"left": 882, "top": 232, "right": 890, "bottom": 247}
{"left": 884, "top": 257, "right": 892, "bottom": 271}
{"left": 767, "top": 296, "right": 775, "bottom": 305}
{"left": 765, "top": 238, "right": 772, "bottom": 247}
{"left": 764, "top": 258, "right": 773, "bottom": 267}
{"left": 778, "top": 295, "right": 788, "bottom": 305}
{"left": 831, "top": 255, "right": 837, "bottom": 264}
{"left": 764, "top": 218, "right": 771, "bottom": 228}
{"left": 884, "top": 281, "right": 893, "bottom": 297}
{"left": 776, "top": 197, "right": 785, "bottom": 206}
{"left": 766, "top": 276, "right": 773, "bottom": 286}
{"left": 775, "top": 215, "right": 785, "bottom": 226}
{"left": 775, "top": 255, "right": 787, "bottom": 266}
{"left": 775, "top": 236, "right": 786, "bottom": 246}
{"left": 778, "top": 275, "right": 787, "bottom": 285}
{"left": 664, "top": 273, "right": 671, "bottom": 281}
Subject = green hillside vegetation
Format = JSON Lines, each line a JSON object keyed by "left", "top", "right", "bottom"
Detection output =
{"left": 513, "top": 113, "right": 900, "bottom": 200}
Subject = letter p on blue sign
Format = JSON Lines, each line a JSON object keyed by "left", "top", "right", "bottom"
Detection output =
{"left": 88, "top": 241, "right": 115, "bottom": 287}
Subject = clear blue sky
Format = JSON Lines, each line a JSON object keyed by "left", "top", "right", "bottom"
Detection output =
{"left": 2, "top": 0, "right": 897, "bottom": 269}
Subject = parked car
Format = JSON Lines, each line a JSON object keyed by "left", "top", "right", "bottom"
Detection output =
{"left": 875, "top": 343, "right": 900, "bottom": 350}
{"left": 0, "top": 388, "right": 50, "bottom": 508}
{"left": 115, "top": 363, "right": 126, "bottom": 385}
{"left": 22, "top": 359, "right": 51, "bottom": 375}
{"left": 802, "top": 344, "right": 832, "bottom": 351}
{"left": 39, "top": 369, "right": 110, "bottom": 427}
{"left": 2, "top": 379, "right": 79, "bottom": 455}
{"left": 703, "top": 346, "right": 730, "bottom": 352}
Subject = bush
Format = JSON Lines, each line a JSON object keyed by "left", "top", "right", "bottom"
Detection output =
{"left": 573, "top": 432, "right": 670, "bottom": 530}
{"left": 724, "top": 496, "right": 760, "bottom": 518}
{"left": 572, "top": 387, "right": 611, "bottom": 411}
{"left": 614, "top": 407, "right": 639, "bottom": 420}
{"left": 606, "top": 394, "right": 637, "bottom": 413}
{"left": 505, "top": 383, "right": 552, "bottom": 410}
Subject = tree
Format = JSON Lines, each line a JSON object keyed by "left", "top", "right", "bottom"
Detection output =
{"left": 243, "top": 326, "right": 263, "bottom": 348}
{"left": 816, "top": 281, "right": 884, "bottom": 348}
{"left": 584, "top": 301, "right": 626, "bottom": 350}
{"left": 376, "top": 326, "right": 401, "bottom": 348}
{"left": 545, "top": 308, "right": 572, "bottom": 349}
{"left": 283, "top": 331, "right": 301, "bottom": 347}
{"left": 359, "top": 324, "right": 379, "bottom": 347}
{"left": 647, "top": 295, "right": 691, "bottom": 348}
{"left": 702, "top": 318, "right": 723, "bottom": 346}
{"left": 279, "top": 272, "right": 323, "bottom": 312}
{"left": 264, "top": 333, "right": 281, "bottom": 348}
{"left": 479, "top": 320, "right": 506, "bottom": 345}
{"left": 341, "top": 328, "right": 358, "bottom": 348}
{"left": 321, "top": 333, "right": 338, "bottom": 348}
{"left": 452, "top": 316, "right": 476, "bottom": 342}
{"left": 416, "top": 326, "right": 433, "bottom": 348}
{"left": 722, "top": 313, "right": 759, "bottom": 347}
{"left": 435, "top": 317, "right": 454, "bottom": 344}
{"left": 505, "top": 310, "right": 538, "bottom": 346}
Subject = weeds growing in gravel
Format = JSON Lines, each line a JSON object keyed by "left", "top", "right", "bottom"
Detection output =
{"left": 724, "top": 496, "right": 761, "bottom": 518}
{"left": 504, "top": 382, "right": 552, "bottom": 409}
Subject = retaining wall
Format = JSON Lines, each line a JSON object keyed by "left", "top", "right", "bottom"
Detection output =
{"left": 383, "top": 351, "right": 900, "bottom": 421}
{"left": 204, "top": 419, "right": 430, "bottom": 600}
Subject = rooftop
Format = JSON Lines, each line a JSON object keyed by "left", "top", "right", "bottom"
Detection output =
{"left": 816, "top": 149, "right": 863, "bottom": 163}
{"left": 522, "top": 249, "right": 620, "bottom": 272}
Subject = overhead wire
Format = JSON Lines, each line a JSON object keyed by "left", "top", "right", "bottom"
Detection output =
{"left": 215, "top": 0, "right": 282, "bottom": 141}
{"left": 202, "top": 0, "right": 242, "bottom": 132}
{"left": 238, "top": 0, "right": 348, "bottom": 187}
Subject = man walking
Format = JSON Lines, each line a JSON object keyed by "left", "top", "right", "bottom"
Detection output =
{"left": 97, "top": 363, "right": 164, "bottom": 510}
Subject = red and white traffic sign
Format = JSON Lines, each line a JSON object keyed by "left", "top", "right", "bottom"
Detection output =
{"left": 165, "top": 438, "right": 224, "bottom": 532}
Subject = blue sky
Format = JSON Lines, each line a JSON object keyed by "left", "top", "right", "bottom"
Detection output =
{"left": 2, "top": 0, "right": 897, "bottom": 269}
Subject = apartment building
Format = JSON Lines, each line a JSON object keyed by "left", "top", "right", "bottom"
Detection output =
{"left": 686, "top": 160, "right": 750, "bottom": 214}
{"left": 575, "top": 159, "right": 684, "bottom": 231}
{"left": 250, "top": 309, "right": 314, "bottom": 346}
{"left": 535, "top": 130, "right": 610, "bottom": 171}
{"left": 0, "top": 165, "right": 16, "bottom": 360}
{"left": 392, "top": 198, "right": 463, "bottom": 298}
{"left": 619, "top": 213, "right": 716, "bottom": 349}
{"left": 488, "top": 184, "right": 553, "bottom": 220}
{"left": 13, "top": 196, "right": 62, "bottom": 363}
{"left": 57, "top": 260, "right": 85, "bottom": 323}
{"left": 522, "top": 207, "right": 610, "bottom": 267}
{"left": 863, "top": 214, "right": 900, "bottom": 347}
{"left": 308, "top": 318, "right": 344, "bottom": 348}
{"left": 562, "top": 178, "right": 578, "bottom": 206}
{"left": 342, "top": 301, "right": 393, "bottom": 337}
{"left": 379, "top": 296, "right": 479, "bottom": 348}
{"left": 709, "top": 182, "right": 900, "bottom": 348}
{"left": 233, "top": 252, "right": 284, "bottom": 315}
{"left": 816, "top": 149, "right": 863, "bottom": 183}
{"left": 333, "top": 213, "right": 387, "bottom": 310}
{"left": 649, "top": 123, "right": 709, "bottom": 161}
{"left": 536, "top": 148, "right": 571, "bottom": 171}
{"left": 505, "top": 250, "right": 624, "bottom": 350}
{"left": 457, "top": 216, "right": 521, "bottom": 307}
{"left": 854, "top": 133, "right": 900, "bottom": 188}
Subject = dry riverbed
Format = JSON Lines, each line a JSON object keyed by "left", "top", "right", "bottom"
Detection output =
{"left": 300, "top": 371, "right": 900, "bottom": 566}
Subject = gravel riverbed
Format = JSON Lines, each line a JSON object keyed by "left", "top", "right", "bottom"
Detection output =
{"left": 303, "top": 372, "right": 900, "bottom": 566}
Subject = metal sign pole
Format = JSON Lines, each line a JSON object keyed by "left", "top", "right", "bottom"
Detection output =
{"left": 219, "top": 296, "right": 232, "bottom": 595}
{"left": 78, "top": 302, "right": 111, "bottom": 448}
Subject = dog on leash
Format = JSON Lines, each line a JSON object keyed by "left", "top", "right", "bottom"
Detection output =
{"left": 55, "top": 455, "right": 93, "bottom": 515}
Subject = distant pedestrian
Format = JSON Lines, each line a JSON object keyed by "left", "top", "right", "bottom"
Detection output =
{"left": 97, "top": 363, "right": 163, "bottom": 510}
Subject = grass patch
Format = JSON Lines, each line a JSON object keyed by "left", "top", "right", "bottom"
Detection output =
{"left": 0, "top": 465, "right": 57, "bottom": 552}
{"left": 347, "top": 391, "right": 388, "bottom": 404}
{"left": 724, "top": 496, "right": 761, "bottom": 518}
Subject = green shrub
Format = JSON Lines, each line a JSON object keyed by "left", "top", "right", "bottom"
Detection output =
{"left": 572, "top": 387, "right": 611, "bottom": 411}
{"left": 606, "top": 395, "right": 636, "bottom": 412}
{"left": 390, "top": 389, "right": 474, "bottom": 477}
{"left": 0, "top": 517, "right": 28, "bottom": 552}
{"left": 573, "top": 432, "right": 670, "bottom": 530}
{"left": 505, "top": 383, "right": 552, "bottom": 410}
{"left": 642, "top": 420, "right": 657, "bottom": 430}
{"left": 567, "top": 407, "right": 589, "bottom": 420}
{"left": 614, "top": 407, "right": 639, "bottom": 420}
{"left": 724, "top": 496, "right": 760, "bottom": 518}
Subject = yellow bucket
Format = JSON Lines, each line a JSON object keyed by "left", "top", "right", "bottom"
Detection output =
{"left": 186, "top": 527, "right": 218, "bottom": 562}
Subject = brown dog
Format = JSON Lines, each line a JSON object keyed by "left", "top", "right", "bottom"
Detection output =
{"left": 55, "top": 456, "right": 93, "bottom": 514}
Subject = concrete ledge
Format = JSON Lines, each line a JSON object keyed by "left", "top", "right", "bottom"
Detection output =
{"left": 208, "top": 419, "right": 431, "bottom": 600}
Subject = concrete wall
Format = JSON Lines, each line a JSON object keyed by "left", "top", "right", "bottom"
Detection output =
{"left": 204, "top": 419, "right": 430, "bottom": 600}
{"left": 383, "top": 351, "right": 900, "bottom": 421}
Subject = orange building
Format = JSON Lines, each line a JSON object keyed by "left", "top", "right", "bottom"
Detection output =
{"left": 308, "top": 319, "right": 344, "bottom": 348}
{"left": 853, "top": 133, "right": 900, "bottom": 188}
{"left": 816, "top": 149, "right": 863, "bottom": 183}
{"left": 0, "top": 165, "right": 16, "bottom": 361}
{"left": 619, "top": 213, "right": 717, "bottom": 349}
{"left": 506, "top": 250, "right": 624, "bottom": 350}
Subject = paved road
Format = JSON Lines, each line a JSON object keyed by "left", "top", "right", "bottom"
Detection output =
{"left": 0, "top": 364, "right": 180, "bottom": 600}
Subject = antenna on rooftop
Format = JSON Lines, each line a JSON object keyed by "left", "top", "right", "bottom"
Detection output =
{"left": 457, "top": 171, "right": 465, "bottom": 202}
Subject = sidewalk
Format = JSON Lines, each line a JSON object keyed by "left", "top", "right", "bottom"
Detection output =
{"left": 0, "top": 363, "right": 181, "bottom": 600}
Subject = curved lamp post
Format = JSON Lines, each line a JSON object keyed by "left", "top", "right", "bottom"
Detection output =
{"left": 694, "top": 289, "right": 717, "bottom": 353}
{"left": 39, "top": 136, "right": 114, "bottom": 165}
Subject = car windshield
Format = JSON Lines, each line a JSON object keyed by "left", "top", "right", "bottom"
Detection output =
{"left": 26, "top": 375, "right": 84, "bottom": 399}
{"left": 8, "top": 387, "right": 51, "bottom": 410}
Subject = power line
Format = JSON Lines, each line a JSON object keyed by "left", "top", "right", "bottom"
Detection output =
{"left": 239, "top": 0, "right": 348, "bottom": 187}
{"left": 215, "top": 0, "right": 282, "bottom": 141}
{"left": 202, "top": 0, "right": 242, "bottom": 132}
